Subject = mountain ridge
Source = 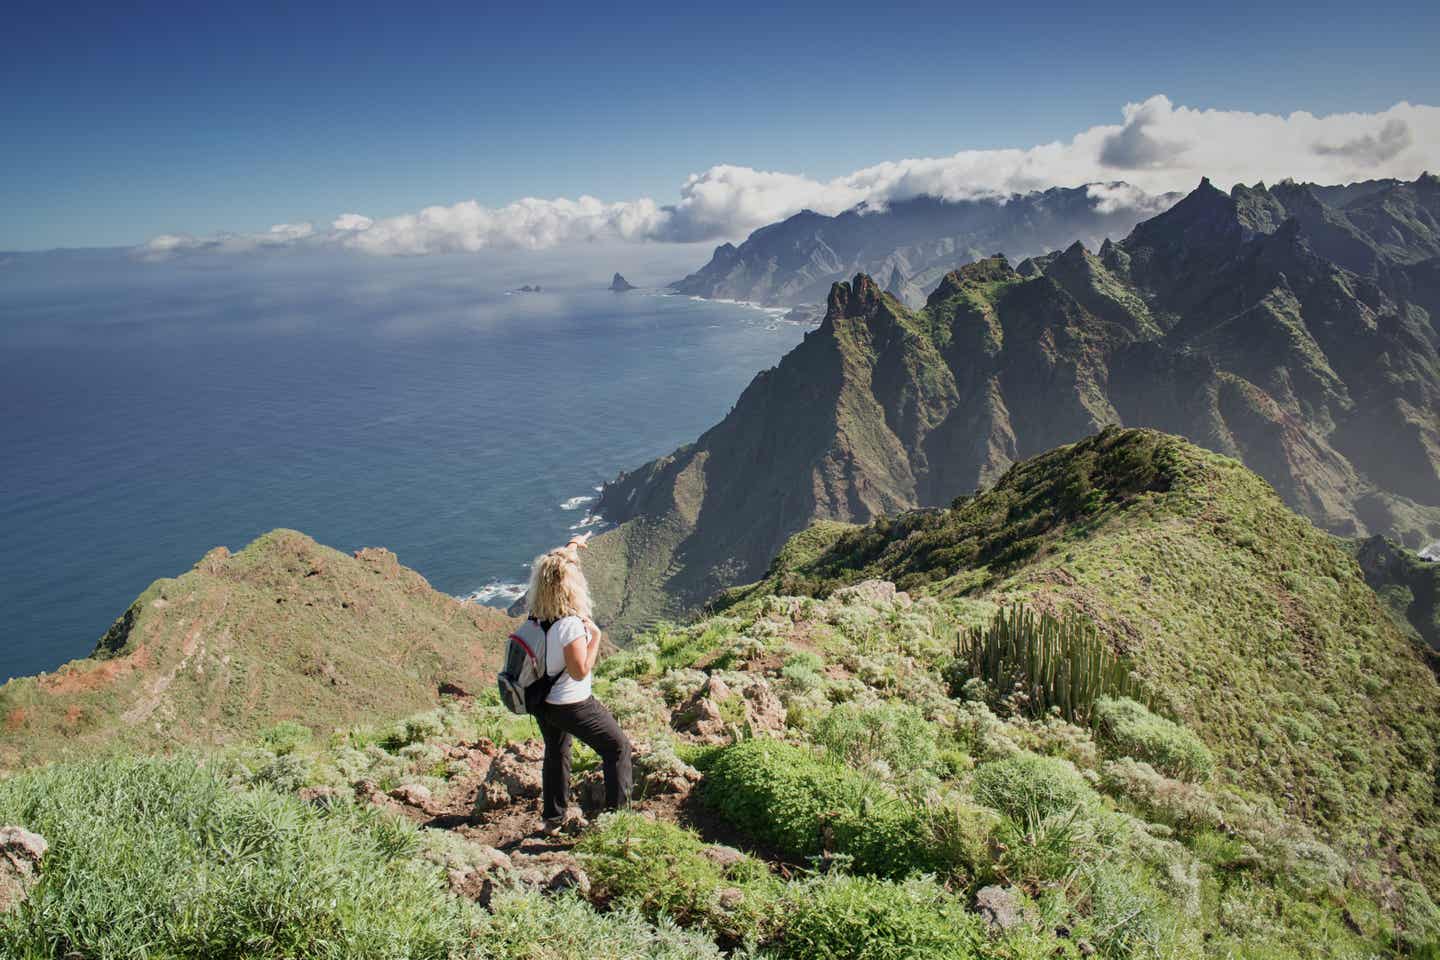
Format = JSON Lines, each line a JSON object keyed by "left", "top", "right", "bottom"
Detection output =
{"left": 0, "top": 529, "right": 515, "bottom": 768}
{"left": 671, "top": 185, "right": 1180, "bottom": 308}
{"left": 588, "top": 175, "right": 1440, "bottom": 638}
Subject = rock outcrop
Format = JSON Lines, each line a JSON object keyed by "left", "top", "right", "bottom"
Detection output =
{"left": 0, "top": 826, "right": 47, "bottom": 913}
{"left": 1356, "top": 535, "right": 1440, "bottom": 653}
{"left": 609, "top": 272, "right": 636, "bottom": 292}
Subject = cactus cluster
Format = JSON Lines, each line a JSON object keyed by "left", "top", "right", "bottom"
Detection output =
{"left": 957, "top": 605, "right": 1145, "bottom": 725}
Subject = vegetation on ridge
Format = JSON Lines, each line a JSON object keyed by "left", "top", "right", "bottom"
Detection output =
{"left": 726, "top": 428, "right": 1440, "bottom": 886}
{"left": 0, "top": 529, "right": 514, "bottom": 769}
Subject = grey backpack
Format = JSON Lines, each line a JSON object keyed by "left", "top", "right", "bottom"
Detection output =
{"left": 497, "top": 618, "right": 559, "bottom": 714}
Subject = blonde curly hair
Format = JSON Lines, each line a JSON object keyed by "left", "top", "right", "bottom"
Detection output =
{"left": 525, "top": 542, "right": 593, "bottom": 623}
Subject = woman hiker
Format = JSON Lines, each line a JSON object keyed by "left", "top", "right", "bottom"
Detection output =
{"left": 525, "top": 531, "right": 633, "bottom": 835}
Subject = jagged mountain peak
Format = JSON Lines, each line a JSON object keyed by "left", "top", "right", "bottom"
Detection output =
{"left": 1128, "top": 176, "right": 1245, "bottom": 249}
{"left": 670, "top": 184, "right": 1166, "bottom": 307}
{"left": 592, "top": 176, "right": 1440, "bottom": 640}
{"left": 824, "top": 272, "right": 887, "bottom": 317}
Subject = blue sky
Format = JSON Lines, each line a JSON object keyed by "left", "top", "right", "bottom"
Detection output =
{"left": 3, "top": 0, "right": 1439, "bottom": 251}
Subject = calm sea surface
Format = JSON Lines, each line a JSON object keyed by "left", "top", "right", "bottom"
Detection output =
{"left": 0, "top": 248, "right": 807, "bottom": 682}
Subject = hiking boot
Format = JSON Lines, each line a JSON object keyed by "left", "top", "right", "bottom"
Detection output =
{"left": 541, "top": 812, "right": 588, "bottom": 837}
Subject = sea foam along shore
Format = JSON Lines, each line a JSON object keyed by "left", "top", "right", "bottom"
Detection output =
{"left": 686, "top": 295, "right": 795, "bottom": 319}
{"left": 461, "top": 580, "right": 527, "bottom": 606}
{"left": 461, "top": 487, "right": 609, "bottom": 609}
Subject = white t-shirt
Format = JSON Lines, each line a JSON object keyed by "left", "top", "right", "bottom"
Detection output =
{"left": 543, "top": 615, "right": 592, "bottom": 705}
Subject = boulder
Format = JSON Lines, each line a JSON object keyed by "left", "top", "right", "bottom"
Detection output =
{"left": 637, "top": 755, "right": 701, "bottom": 798}
{"left": 476, "top": 740, "right": 545, "bottom": 810}
{"left": 0, "top": 826, "right": 47, "bottom": 913}
{"left": 674, "top": 694, "right": 727, "bottom": 741}
{"left": 390, "top": 782, "right": 433, "bottom": 807}
{"left": 700, "top": 844, "right": 747, "bottom": 872}
{"left": 546, "top": 864, "right": 591, "bottom": 896}
{"left": 975, "top": 884, "right": 1021, "bottom": 931}
{"left": 704, "top": 675, "right": 733, "bottom": 701}
{"left": 297, "top": 785, "right": 345, "bottom": 808}
{"left": 742, "top": 679, "right": 786, "bottom": 733}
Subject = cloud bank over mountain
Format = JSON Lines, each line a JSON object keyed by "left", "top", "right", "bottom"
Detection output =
{"left": 142, "top": 96, "right": 1440, "bottom": 258}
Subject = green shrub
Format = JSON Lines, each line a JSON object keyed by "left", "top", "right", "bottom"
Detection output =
{"left": 926, "top": 796, "right": 1001, "bottom": 887}
{"left": 0, "top": 756, "right": 476, "bottom": 958}
{"left": 1082, "top": 863, "right": 1176, "bottom": 960}
{"left": 385, "top": 711, "right": 446, "bottom": 749}
{"left": 765, "top": 874, "right": 982, "bottom": 960}
{"left": 259, "top": 719, "right": 313, "bottom": 755}
{"left": 1098, "top": 758, "right": 1223, "bottom": 832}
{"left": 598, "top": 640, "right": 661, "bottom": 681}
{"left": 780, "top": 651, "right": 825, "bottom": 693}
{"left": 971, "top": 752, "right": 1099, "bottom": 821}
{"left": 577, "top": 811, "right": 778, "bottom": 943}
{"left": 248, "top": 750, "right": 313, "bottom": 792}
{"left": 703, "top": 739, "right": 944, "bottom": 878}
{"left": 476, "top": 886, "right": 724, "bottom": 959}
{"left": 994, "top": 804, "right": 1099, "bottom": 890}
{"left": 1094, "top": 698, "right": 1214, "bottom": 781}
{"left": 812, "top": 701, "right": 938, "bottom": 779}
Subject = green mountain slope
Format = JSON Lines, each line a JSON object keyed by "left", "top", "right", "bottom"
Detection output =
{"left": 589, "top": 177, "right": 1440, "bottom": 638}
{"left": 0, "top": 529, "right": 514, "bottom": 768}
{"left": 724, "top": 428, "right": 1440, "bottom": 881}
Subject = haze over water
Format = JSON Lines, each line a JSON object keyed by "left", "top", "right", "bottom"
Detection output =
{"left": 0, "top": 247, "right": 808, "bottom": 682}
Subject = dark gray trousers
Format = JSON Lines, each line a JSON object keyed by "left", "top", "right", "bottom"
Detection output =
{"left": 535, "top": 695, "right": 633, "bottom": 821}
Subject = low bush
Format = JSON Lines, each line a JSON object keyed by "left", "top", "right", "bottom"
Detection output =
{"left": 994, "top": 804, "right": 1101, "bottom": 891}
{"left": 0, "top": 756, "right": 476, "bottom": 958}
{"left": 259, "top": 719, "right": 312, "bottom": 754}
{"left": 703, "top": 739, "right": 942, "bottom": 878}
{"left": 577, "top": 811, "right": 778, "bottom": 944}
{"left": 1081, "top": 863, "right": 1181, "bottom": 960}
{"left": 812, "top": 701, "right": 937, "bottom": 779}
{"left": 764, "top": 874, "right": 982, "bottom": 960}
{"left": 779, "top": 651, "right": 825, "bottom": 693}
{"left": 926, "top": 796, "right": 1001, "bottom": 888}
{"left": 1098, "top": 758, "right": 1223, "bottom": 833}
{"left": 1094, "top": 698, "right": 1214, "bottom": 782}
{"left": 971, "top": 752, "right": 1100, "bottom": 821}
{"left": 477, "top": 886, "right": 724, "bottom": 960}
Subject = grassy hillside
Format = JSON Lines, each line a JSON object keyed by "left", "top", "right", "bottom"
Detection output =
{"left": 0, "top": 529, "right": 513, "bottom": 768}
{"left": 724, "top": 427, "right": 1440, "bottom": 883}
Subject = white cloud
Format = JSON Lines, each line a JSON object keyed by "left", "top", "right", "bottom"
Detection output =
{"left": 343, "top": 195, "right": 669, "bottom": 255}
{"left": 138, "top": 221, "right": 316, "bottom": 259}
{"left": 332, "top": 213, "right": 374, "bottom": 231}
{"left": 140, "top": 96, "right": 1440, "bottom": 258}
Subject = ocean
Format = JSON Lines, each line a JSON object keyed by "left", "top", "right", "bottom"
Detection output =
{"left": 0, "top": 246, "right": 809, "bottom": 682}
